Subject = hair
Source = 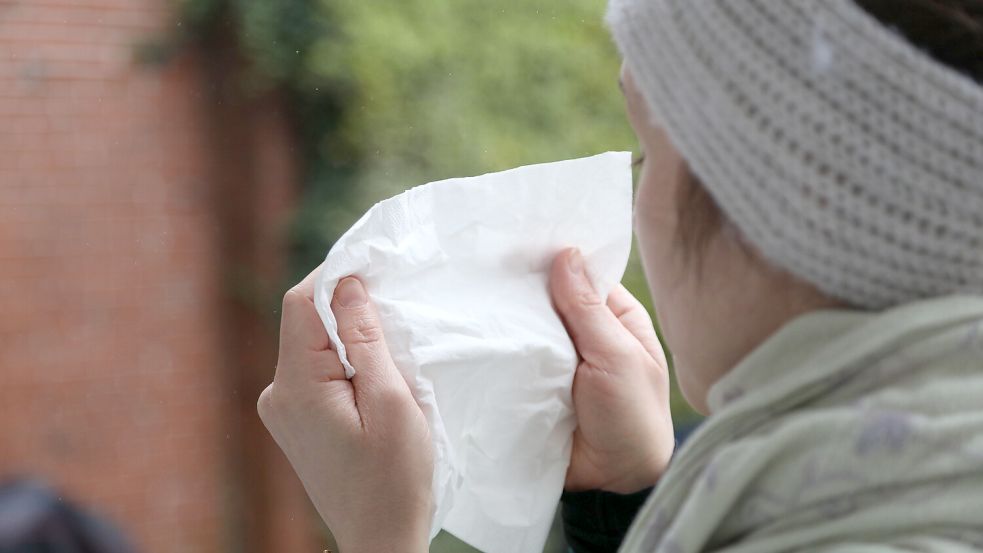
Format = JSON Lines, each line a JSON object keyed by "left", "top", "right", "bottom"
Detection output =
{"left": 676, "top": 0, "right": 983, "bottom": 259}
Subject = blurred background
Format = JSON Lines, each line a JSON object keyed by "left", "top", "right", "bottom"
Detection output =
{"left": 0, "top": 0, "right": 700, "bottom": 551}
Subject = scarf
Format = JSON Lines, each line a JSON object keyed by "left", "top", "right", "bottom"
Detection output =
{"left": 620, "top": 296, "right": 983, "bottom": 552}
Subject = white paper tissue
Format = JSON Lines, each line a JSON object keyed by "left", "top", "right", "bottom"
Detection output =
{"left": 313, "top": 151, "right": 633, "bottom": 553}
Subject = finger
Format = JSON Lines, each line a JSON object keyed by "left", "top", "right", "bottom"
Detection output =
{"left": 549, "top": 248, "right": 643, "bottom": 368}
{"left": 279, "top": 262, "right": 331, "bottom": 354}
{"left": 330, "top": 277, "right": 406, "bottom": 409}
{"left": 606, "top": 284, "right": 667, "bottom": 366}
{"left": 274, "top": 349, "right": 348, "bottom": 385}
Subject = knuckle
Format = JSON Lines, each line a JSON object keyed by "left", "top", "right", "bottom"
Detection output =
{"left": 281, "top": 288, "right": 306, "bottom": 309}
{"left": 574, "top": 288, "right": 604, "bottom": 309}
{"left": 377, "top": 383, "right": 411, "bottom": 409}
{"left": 356, "top": 367, "right": 405, "bottom": 399}
{"left": 257, "top": 384, "right": 277, "bottom": 422}
{"left": 340, "top": 314, "right": 384, "bottom": 346}
{"left": 370, "top": 387, "right": 418, "bottom": 429}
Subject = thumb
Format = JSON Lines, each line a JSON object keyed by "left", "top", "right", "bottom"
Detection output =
{"left": 549, "top": 248, "right": 643, "bottom": 368}
{"left": 330, "top": 277, "right": 408, "bottom": 415}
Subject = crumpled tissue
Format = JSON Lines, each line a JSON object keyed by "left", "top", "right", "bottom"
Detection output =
{"left": 312, "top": 151, "right": 633, "bottom": 553}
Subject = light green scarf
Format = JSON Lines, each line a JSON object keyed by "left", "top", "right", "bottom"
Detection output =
{"left": 620, "top": 296, "right": 983, "bottom": 552}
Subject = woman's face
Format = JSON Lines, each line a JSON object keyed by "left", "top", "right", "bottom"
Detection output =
{"left": 621, "top": 64, "right": 836, "bottom": 414}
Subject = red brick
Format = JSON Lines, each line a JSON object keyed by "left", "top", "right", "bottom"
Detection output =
{"left": 0, "top": 1, "right": 317, "bottom": 551}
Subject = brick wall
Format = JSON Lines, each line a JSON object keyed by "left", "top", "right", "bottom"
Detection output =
{"left": 0, "top": 1, "right": 318, "bottom": 551}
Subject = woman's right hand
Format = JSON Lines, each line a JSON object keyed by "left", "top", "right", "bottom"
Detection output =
{"left": 550, "top": 248, "right": 675, "bottom": 494}
{"left": 258, "top": 271, "right": 433, "bottom": 553}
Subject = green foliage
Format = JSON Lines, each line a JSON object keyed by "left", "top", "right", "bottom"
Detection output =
{"left": 309, "top": 2, "right": 630, "bottom": 173}
{"left": 175, "top": 0, "right": 640, "bottom": 282}
{"left": 292, "top": 1, "right": 637, "bottom": 264}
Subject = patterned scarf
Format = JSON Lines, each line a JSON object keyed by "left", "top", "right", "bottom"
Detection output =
{"left": 621, "top": 296, "right": 983, "bottom": 552}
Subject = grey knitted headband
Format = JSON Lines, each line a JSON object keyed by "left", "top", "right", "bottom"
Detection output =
{"left": 607, "top": 0, "right": 983, "bottom": 309}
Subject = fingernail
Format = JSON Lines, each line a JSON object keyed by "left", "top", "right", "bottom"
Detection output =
{"left": 568, "top": 249, "right": 586, "bottom": 276}
{"left": 337, "top": 277, "right": 367, "bottom": 307}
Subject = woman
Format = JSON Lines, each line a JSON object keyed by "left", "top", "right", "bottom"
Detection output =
{"left": 258, "top": 0, "right": 983, "bottom": 551}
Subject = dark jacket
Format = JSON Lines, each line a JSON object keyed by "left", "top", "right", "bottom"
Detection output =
{"left": 0, "top": 479, "right": 136, "bottom": 553}
{"left": 561, "top": 486, "right": 653, "bottom": 553}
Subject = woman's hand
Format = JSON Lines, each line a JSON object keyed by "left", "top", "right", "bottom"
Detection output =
{"left": 258, "top": 267, "right": 433, "bottom": 553}
{"left": 550, "top": 248, "right": 675, "bottom": 494}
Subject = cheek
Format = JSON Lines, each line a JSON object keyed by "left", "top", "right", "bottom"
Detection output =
{"left": 632, "top": 125, "right": 687, "bottom": 295}
{"left": 633, "top": 155, "right": 714, "bottom": 414}
{"left": 633, "top": 155, "right": 684, "bottom": 328}
{"left": 635, "top": 205, "right": 711, "bottom": 414}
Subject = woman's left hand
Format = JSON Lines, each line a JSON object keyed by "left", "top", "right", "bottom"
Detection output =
{"left": 258, "top": 267, "right": 433, "bottom": 553}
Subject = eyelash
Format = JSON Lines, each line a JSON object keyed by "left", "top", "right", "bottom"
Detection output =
{"left": 632, "top": 153, "right": 646, "bottom": 168}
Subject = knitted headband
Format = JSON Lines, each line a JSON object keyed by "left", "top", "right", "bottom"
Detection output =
{"left": 606, "top": 0, "right": 983, "bottom": 309}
